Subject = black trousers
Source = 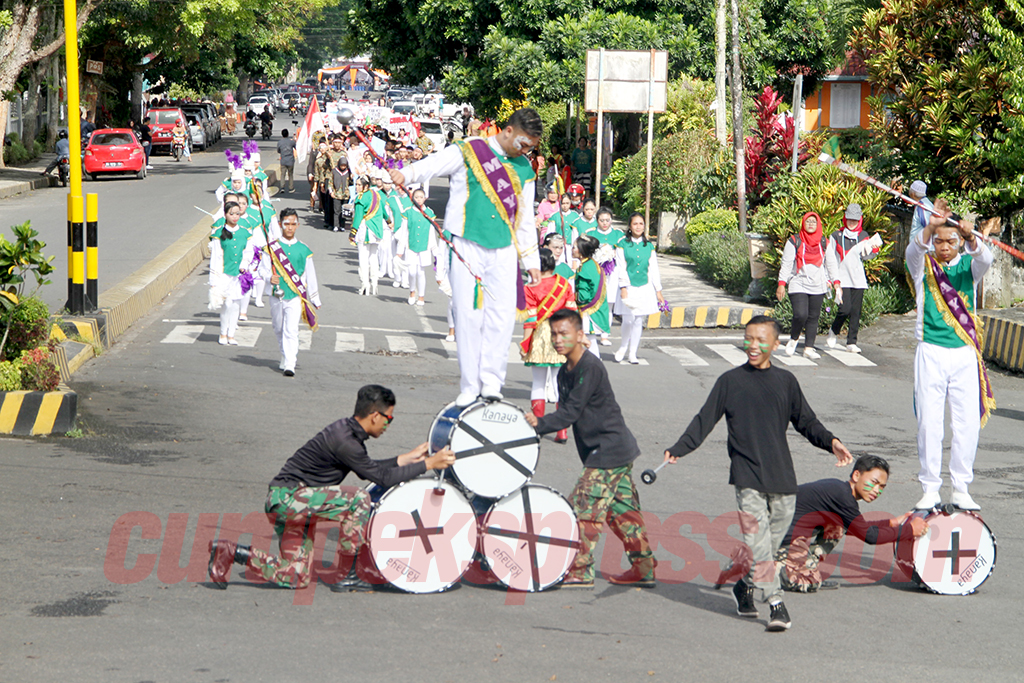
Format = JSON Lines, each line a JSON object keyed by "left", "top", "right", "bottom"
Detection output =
{"left": 320, "top": 191, "right": 334, "bottom": 229}
{"left": 789, "top": 292, "right": 825, "bottom": 349}
{"left": 831, "top": 287, "right": 866, "bottom": 344}
{"left": 332, "top": 196, "right": 348, "bottom": 232}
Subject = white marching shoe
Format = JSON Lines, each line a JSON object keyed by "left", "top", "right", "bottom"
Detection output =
{"left": 614, "top": 347, "right": 627, "bottom": 363}
{"left": 785, "top": 339, "right": 798, "bottom": 356}
{"left": 914, "top": 491, "right": 941, "bottom": 510}
{"left": 455, "top": 391, "right": 477, "bottom": 407}
{"left": 826, "top": 330, "right": 837, "bottom": 349}
{"left": 480, "top": 385, "right": 503, "bottom": 402}
{"left": 950, "top": 490, "right": 981, "bottom": 511}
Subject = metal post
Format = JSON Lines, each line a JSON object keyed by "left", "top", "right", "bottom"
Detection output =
{"left": 64, "top": 0, "right": 84, "bottom": 313}
{"left": 791, "top": 74, "right": 803, "bottom": 174}
{"left": 730, "top": 0, "right": 747, "bottom": 232}
{"left": 644, "top": 49, "right": 656, "bottom": 239}
{"left": 86, "top": 192, "right": 98, "bottom": 310}
{"left": 594, "top": 48, "right": 605, "bottom": 209}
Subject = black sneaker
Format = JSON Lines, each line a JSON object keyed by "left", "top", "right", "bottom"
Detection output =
{"left": 283, "top": 369, "right": 295, "bottom": 377}
{"left": 766, "top": 602, "right": 792, "bottom": 631}
{"left": 732, "top": 581, "right": 758, "bottom": 617}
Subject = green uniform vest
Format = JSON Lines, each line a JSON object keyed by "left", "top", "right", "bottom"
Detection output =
{"left": 386, "top": 192, "right": 410, "bottom": 228}
{"left": 576, "top": 258, "right": 610, "bottom": 334}
{"left": 549, "top": 211, "right": 576, "bottom": 245}
{"left": 277, "top": 240, "right": 313, "bottom": 301}
{"left": 459, "top": 140, "right": 536, "bottom": 249}
{"left": 621, "top": 238, "right": 654, "bottom": 287}
{"left": 573, "top": 216, "right": 597, "bottom": 235}
{"left": 923, "top": 254, "right": 976, "bottom": 348}
{"left": 586, "top": 227, "right": 623, "bottom": 247}
{"left": 213, "top": 226, "right": 252, "bottom": 277}
{"left": 407, "top": 206, "right": 435, "bottom": 253}
{"left": 554, "top": 262, "right": 575, "bottom": 281}
{"left": 354, "top": 188, "right": 384, "bottom": 242}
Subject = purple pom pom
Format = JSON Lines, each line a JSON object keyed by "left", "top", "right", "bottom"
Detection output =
{"left": 242, "top": 139, "right": 258, "bottom": 158}
{"left": 224, "top": 149, "right": 243, "bottom": 170}
{"left": 239, "top": 271, "right": 254, "bottom": 295}
{"left": 601, "top": 260, "right": 615, "bottom": 276}
{"left": 658, "top": 300, "right": 671, "bottom": 314}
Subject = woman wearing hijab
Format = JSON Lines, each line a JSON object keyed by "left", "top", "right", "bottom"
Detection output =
{"left": 776, "top": 212, "right": 840, "bottom": 359}
{"left": 828, "top": 203, "right": 883, "bottom": 354}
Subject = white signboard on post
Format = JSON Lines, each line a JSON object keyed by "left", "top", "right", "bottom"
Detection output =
{"left": 583, "top": 49, "right": 668, "bottom": 233}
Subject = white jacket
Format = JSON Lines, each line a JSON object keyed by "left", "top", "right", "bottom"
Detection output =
{"left": 779, "top": 234, "right": 839, "bottom": 295}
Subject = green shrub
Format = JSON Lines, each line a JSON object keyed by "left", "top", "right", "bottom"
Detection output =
{"left": 691, "top": 230, "right": 751, "bottom": 296}
{"left": 2, "top": 132, "right": 33, "bottom": 165}
{"left": 0, "top": 360, "right": 21, "bottom": 391}
{"left": 1, "top": 296, "right": 50, "bottom": 361}
{"left": 686, "top": 208, "right": 738, "bottom": 242}
{"left": 19, "top": 346, "right": 59, "bottom": 392}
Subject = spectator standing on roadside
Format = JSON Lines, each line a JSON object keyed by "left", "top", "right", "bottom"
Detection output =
{"left": 570, "top": 137, "right": 594, "bottom": 194}
{"left": 277, "top": 129, "right": 297, "bottom": 193}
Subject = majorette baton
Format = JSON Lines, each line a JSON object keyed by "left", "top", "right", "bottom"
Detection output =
{"left": 336, "top": 108, "right": 495, "bottom": 302}
{"left": 818, "top": 153, "right": 1024, "bottom": 262}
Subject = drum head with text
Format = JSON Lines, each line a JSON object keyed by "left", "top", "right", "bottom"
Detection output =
{"left": 481, "top": 485, "right": 580, "bottom": 592}
{"left": 898, "top": 510, "right": 996, "bottom": 595}
{"left": 367, "top": 479, "right": 479, "bottom": 594}
{"left": 448, "top": 401, "right": 540, "bottom": 499}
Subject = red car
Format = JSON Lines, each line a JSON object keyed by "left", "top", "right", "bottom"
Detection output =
{"left": 82, "top": 129, "right": 147, "bottom": 180}
{"left": 147, "top": 107, "right": 188, "bottom": 154}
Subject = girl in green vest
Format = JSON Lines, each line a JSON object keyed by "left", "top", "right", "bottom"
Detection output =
{"left": 614, "top": 213, "right": 665, "bottom": 364}
{"left": 574, "top": 234, "right": 611, "bottom": 356}
{"left": 208, "top": 201, "right": 255, "bottom": 346}
{"left": 352, "top": 176, "right": 385, "bottom": 296}
{"left": 396, "top": 188, "right": 437, "bottom": 306}
{"left": 543, "top": 194, "right": 578, "bottom": 266}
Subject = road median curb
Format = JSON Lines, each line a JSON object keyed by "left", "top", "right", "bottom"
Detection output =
{"left": 980, "top": 310, "right": 1024, "bottom": 373}
{"left": 0, "top": 174, "right": 56, "bottom": 200}
{"left": 647, "top": 305, "right": 774, "bottom": 329}
{"left": 0, "top": 386, "right": 77, "bottom": 436}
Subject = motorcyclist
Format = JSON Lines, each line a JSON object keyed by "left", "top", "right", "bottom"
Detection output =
{"left": 245, "top": 105, "right": 257, "bottom": 121}
{"left": 41, "top": 129, "right": 71, "bottom": 176}
{"left": 171, "top": 118, "right": 192, "bottom": 162}
{"left": 259, "top": 105, "right": 274, "bottom": 136}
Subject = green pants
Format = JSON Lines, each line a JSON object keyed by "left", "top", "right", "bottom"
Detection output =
{"left": 567, "top": 465, "right": 654, "bottom": 582}
{"left": 247, "top": 484, "right": 372, "bottom": 589}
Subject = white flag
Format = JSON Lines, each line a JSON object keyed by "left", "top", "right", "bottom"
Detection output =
{"left": 295, "top": 96, "right": 325, "bottom": 165}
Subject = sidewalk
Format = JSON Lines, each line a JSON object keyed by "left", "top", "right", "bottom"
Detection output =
{"left": 0, "top": 152, "right": 57, "bottom": 199}
{"left": 650, "top": 253, "right": 772, "bottom": 328}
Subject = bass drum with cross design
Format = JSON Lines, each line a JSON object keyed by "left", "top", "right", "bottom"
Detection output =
{"left": 894, "top": 508, "right": 996, "bottom": 595}
{"left": 480, "top": 484, "right": 581, "bottom": 592}
{"left": 428, "top": 400, "right": 540, "bottom": 499}
{"left": 365, "top": 477, "right": 479, "bottom": 594}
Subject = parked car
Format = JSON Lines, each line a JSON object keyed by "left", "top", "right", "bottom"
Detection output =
{"left": 415, "top": 118, "right": 446, "bottom": 150}
{"left": 392, "top": 100, "right": 416, "bottom": 116}
{"left": 248, "top": 94, "right": 272, "bottom": 111}
{"left": 184, "top": 115, "right": 207, "bottom": 151}
{"left": 82, "top": 129, "right": 146, "bottom": 180}
{"left": 202, "top": 102, "right": 221, "bottom": 143}
{"left": 181, "top": 104, "right": 215, "bottom": 149}
{"left": 147, "top": 107, "right": 189, "bottom": 154}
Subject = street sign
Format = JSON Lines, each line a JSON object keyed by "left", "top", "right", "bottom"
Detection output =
{"left": 584, "top": 50, "right": 668, "bottom": 113}
{"left": 86, "top": 60, "right": 103, "bottom": 75}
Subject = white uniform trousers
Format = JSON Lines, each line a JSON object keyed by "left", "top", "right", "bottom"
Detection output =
{"left": 450, "top": 237, "right": 517, "bottom": 397}
{"left": 271, "top": 296, "right": 302, "bottom": 371}
{"left": 220, "top": 298, "right": 242, "bottom": 338}
{"left": 914, "top": 341, "right": 981, "bottom": 493}
{"left": 378, "top": 227, "right": 394, "bottom": 278}
{"left": 357, "top": 242, "right": 380, "bottom": 293}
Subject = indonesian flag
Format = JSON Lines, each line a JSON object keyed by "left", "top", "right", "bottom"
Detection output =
{"left": 295, "top": 96, "right": 325, "bottom": 165}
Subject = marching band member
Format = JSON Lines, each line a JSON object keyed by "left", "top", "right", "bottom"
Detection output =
{"left": 585, "top": 207, "right": 623, "bottom": 342}
{"left": 614, "top": 213, "right": 664, "bottom": 365}
{"left": 390, "top": 108, "right": 543, "bottom": 407}
{"left": 351, "top": 175, "right": 385, "bottom": 296}
{"left": 267, "top": 208, "right": 320, "bottom": 376}
{"left": 395, "top": 188, "right": 437, "bottom": 307}
{"left": 208, "top": 201, "right": 255, "bottom": 346}
{"left": 574, "top": 235, "right": 612, "bottom": 358}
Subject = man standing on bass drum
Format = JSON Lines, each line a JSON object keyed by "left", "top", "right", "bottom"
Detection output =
{"left": 389, "top": 109, "right": 542, "bottom": 408}
{"left": 207, "top": 385, "right": 455, "bottom": 592}
{"left": 524, "top": 309, "right": 656, "bottom": 589}
{"left": 661, "top": 316, "right": 853, "bottom": 632}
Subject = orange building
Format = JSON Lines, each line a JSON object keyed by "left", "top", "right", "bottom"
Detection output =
{"left": 802, "top": 53, "right": 872, "bottom": 131}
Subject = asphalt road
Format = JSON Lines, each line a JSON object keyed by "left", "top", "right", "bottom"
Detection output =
{"left": 0, "top": 131, "right": 288, "bottom": 314}
{"left": 1, "top": 166, "right": 1023, "bottom": 682}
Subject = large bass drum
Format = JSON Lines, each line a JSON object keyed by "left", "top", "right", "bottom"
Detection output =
{"left": 365, "top": 478, "right": 479, "bottom": 594}
{"left": 480, "top": 484, "right": 581, "bottom": 592}
{"left": 894, "top": 508, "right": 996, "bottom": 595}
{"left": 428, "top": 400, "right": 540, "bottom": 499}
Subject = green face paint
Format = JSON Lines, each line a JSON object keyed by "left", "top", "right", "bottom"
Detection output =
{"left": 743, "top": 340, "right": 770, "bottom": 351}
{"left": 863, "top": 482, "right": 882, "bottom": 494}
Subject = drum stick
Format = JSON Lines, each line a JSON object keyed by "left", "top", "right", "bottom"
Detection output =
{"left": 641, "top": 461, "right": 670, "bottom": 485}
{"left": 434, "top": 467, "right": 447, "bottom": 496}
{"left": 818, "top": 153, "right": 1024, "bottom": 263}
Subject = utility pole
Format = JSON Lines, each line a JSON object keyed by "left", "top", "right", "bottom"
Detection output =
{"left": 715, "top": 0, "right": 727, "bottom": 146}
{"left": 730, "top": 0, "right": 747, "bottom": 231}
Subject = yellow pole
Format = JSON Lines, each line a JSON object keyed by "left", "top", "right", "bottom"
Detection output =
{"left": 86, "top": 193, "right": 98, "bottom": 310}
{"left": 64, "top": 0, "right": 84, "bottom": 313}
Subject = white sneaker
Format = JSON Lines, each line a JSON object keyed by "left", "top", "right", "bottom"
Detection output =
{"left": 950, "top": 490, "right": 981, "bottom": 511}
{"left": 914, "top": 491, "right": 941, "bottom": 510}
{"left": 392, "top": 281, "right": 401, "bottom": 288}
{"left": 614, "top": 348, "right": 627, "bottom": 363}
{"left": 254, "top": 300, "right": 265, "bottom": 308}
{"left": 408, "top": 296, "right": 417, "bottom": 306}
{"left": 444, "top": 334, "right": 455, "bottom": 342}
{"left": 826, "top": 330, "right": 837, "bottom": 349}
{"left": 219, "top": 336, "right": 228, "bottom": 346}
{"left": 480, "top": 386, "right": 503, "bottom": 402}
{"left": 146, "top": 165, "right": 154, "bottom": 170}
{"left": 803, "top": 348, "right": 821, "bottom": 360}
{"left": 455, "top": 391, "right": 477, "bottom": 407}
{"left": 846, "top": 344, "right": 862, "bottom": 354}
{"left": 628, "top": 356, "right": 640, "bottom": 365}
{"left": 599, "top": 336, "right": 612, "bottom": 346}
{"left": 416, "top": 299, "right": 425, "bottom": 307}
{"left": 785, "top": 339, "right": 798, "bottom": 356}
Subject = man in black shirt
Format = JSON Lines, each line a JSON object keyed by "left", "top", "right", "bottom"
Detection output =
{"left": 777, "top": 454, "right": 927, "bottom": 593}
{"left": 524, "top": 309, "right": 655, "bottom": 589}
{"left": 208, "top": 385, "right": 454, "bottom": 591}
{"left": 663, "top": 316, "right": 853, "bottom": 631}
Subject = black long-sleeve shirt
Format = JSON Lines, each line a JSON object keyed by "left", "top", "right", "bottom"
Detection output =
{"left": 666, "top": 363, "right": 836, "bottom": 494}
{"left": 535, "top": 352, "right": 640, "bottom": 469}
{"left": 269, "top": 417, "right": 426, "bottom": 489}
{"left": 782, "top": 478, "right": 909, "bottom": 547}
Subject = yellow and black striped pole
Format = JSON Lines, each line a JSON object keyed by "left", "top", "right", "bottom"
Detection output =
{"left": 86, "top": 193, "right": 98, "bottom": 310}
{"left": 64, "top": 0, "right": 85, "bottom": 315}
{"left": 68, "top": 194, "right": 85, "bottom": 314}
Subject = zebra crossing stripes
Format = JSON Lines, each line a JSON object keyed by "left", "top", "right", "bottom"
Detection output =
{"left": 161, "top": 325, "right": 204, "bottom": 344}
{"left": 386, "top": 335, "right": 418, "bottom": 354}
{"left": 657, "top": 346, "right": 709, "bottom": 367}
{"left": 335, "top": 332, "right": 364, "bottom": 353}
{"left": 232, "top": 327, "right": 261, "bottom": 348}
{"left": 707, "top": 344, "right": 748, "bottom": 367}
{"left": 298, "top": 330, "right": 312, "bottom": 351}
{"left": 824, "top": 349, "right": 877, "bottom": 366}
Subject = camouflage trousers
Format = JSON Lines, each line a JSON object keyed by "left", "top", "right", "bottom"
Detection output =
{"left": 567, "top": 465, "right": 654, "bottom": 582}
{"left": 775, "top": 525, "right": 846, "bottom": 593}
{"left": 247, "top": 484, "right": 372, "bottom": 589}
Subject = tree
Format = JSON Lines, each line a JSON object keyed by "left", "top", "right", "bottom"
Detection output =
{"left": 0, "top": 0, "right": 98, "bottom": 168}
{"left": 982, "top": 0, "right": 1024, "bottom": 215}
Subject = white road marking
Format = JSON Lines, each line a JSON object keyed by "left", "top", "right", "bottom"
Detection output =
{"left": 707, "top": 344, "right": 748, "bottom": 367}
{"left": 386, "top": 335, "right": 418, "bottom": 354}
{"left": 658, "top": 346, "right": 709, "bottom": 366}
{"left": 160, "top": 325, "right": 204, "bottom": 344}
{"left": 773, "top": 352, "right": 817, "bottom": 366}
{"left": 825, "top": 349, "right": 877, "bottom": 367}
{"left": 442, "top": 339, "right": 457, "bottom": 359}
{"left": 335, "top": 332, "right": 365, "bottom": 352}
{"left": 232, "top": 327, "right": 261, "bottom": 348}
{"left": 298, "top": 329, "right": 312, "bottom": 351}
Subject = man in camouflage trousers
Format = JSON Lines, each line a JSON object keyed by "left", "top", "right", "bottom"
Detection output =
{"left": 525, "top": 309, "right": 655, "bottom": 588}
{"left": 208, "top": 385, "right": 454, "bottom": 591}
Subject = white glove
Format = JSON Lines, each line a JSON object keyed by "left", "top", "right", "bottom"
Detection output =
{"left": 834, "top": 288, "right": 844, "bottom": 306}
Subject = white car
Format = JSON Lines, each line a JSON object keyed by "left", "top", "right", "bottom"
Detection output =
{"left": 248, "top": 95, "right": 271, "bottom": 111}
{"left": 392, "top": 100, "right": 416, "bottom": 116}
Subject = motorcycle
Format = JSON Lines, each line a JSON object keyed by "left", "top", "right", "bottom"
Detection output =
{"left": 57, "top": 156, "right": 70, "bottom": 187}
{"left": 244, "top": 120, "right": 257, "bottom": 138}
{"left": 171, "top": 135, "right": 187, "bottom": 162}
{"left": 261, "top": 121, "right": 272, "bottom": 140}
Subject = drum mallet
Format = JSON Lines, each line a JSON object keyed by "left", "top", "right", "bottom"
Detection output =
{"left": 641, "top": 461, "right": 670, "bottom": 485}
